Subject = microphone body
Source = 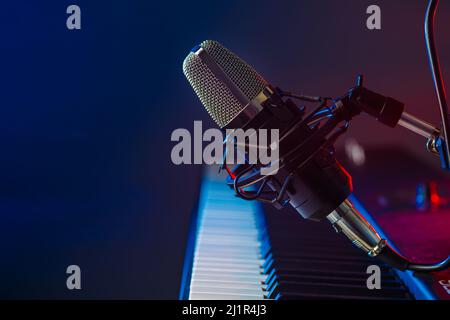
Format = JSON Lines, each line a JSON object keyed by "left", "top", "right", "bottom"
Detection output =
{"left": 234, "top": 87, "right": 352, "bottom": 222}
{"left": 184, "top": 40, "right": 352, "bottom": 222}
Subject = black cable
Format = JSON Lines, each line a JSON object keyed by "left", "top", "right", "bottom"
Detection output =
{"left": 425, "top": 0, "right": 450, "bottom": 169}
{"left": 408, "top": 256, "right": 450, "bottom": 272}
{"left": 378, "top": 243, "right": 450, "bottom": 273}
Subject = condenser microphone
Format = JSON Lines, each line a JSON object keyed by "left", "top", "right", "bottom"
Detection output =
{"left": 183, "top": 40, "right": 450, "bottom": 272}
{"left": 184, "top": 40, "right": 352, "bottom": 221}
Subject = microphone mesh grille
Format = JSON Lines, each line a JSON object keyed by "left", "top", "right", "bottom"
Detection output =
{"left": 183, "top": 52, "right": 244, "bottom": 128}
{"left": 183, "top": 40, "right": 267, "bottom": 128}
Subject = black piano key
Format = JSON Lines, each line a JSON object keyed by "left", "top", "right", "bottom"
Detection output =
{"left": 261, "top": 204, "right": 413, "bottom": 300}
{"left": 269, "top": 280, "right": 411, "bottom": 300}
{"left": 264, "top": 255, "right": 393, "bottom": 273}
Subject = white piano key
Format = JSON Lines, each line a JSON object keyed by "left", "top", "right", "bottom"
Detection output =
{"left": 190, "top": 285, "right": 266, "bottom": 296}
{"left": 189, "top": 292, "right": 265, "bottom": 300}
{"left": 190, "top": 279, "right": 267, "bottom": 290}
{"left": 191, "top": 270, "right": 267, "bottom": 283}
{"left": 194, "top": 257, "right": 264, "bottom": 264}
{"left": 190, "top": 276, "right": 263, "bottom": 285}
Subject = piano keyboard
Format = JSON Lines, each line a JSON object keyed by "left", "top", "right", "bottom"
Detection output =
{"left": 181, "top": 168, "right": 413, "bottom": 300}
{"left": 187, "top": 172, "right": 267, "bottom": 300}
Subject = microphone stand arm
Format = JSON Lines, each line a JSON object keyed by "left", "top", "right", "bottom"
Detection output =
{"left": 397, "top": 111, "right": 441, "bottom": 156}
{"left": 335, "top": 75, "right": 447, "bottom": 166}
{"left": 326, "top": 0, "right": 450, "bottom": 272}
{"left": 325, "top": 76, "right": 450, "bottom": 272}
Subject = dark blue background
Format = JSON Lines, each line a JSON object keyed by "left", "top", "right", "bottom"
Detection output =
{"left": 0, "top": 1, "right": 449, "bottom": 298}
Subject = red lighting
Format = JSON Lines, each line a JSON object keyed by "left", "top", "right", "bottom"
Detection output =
{"left": 429, "top": 181, "right": 441, "bottom": 206}
{"left": 224, "top": 165, "right": 236, "bottom": 179}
